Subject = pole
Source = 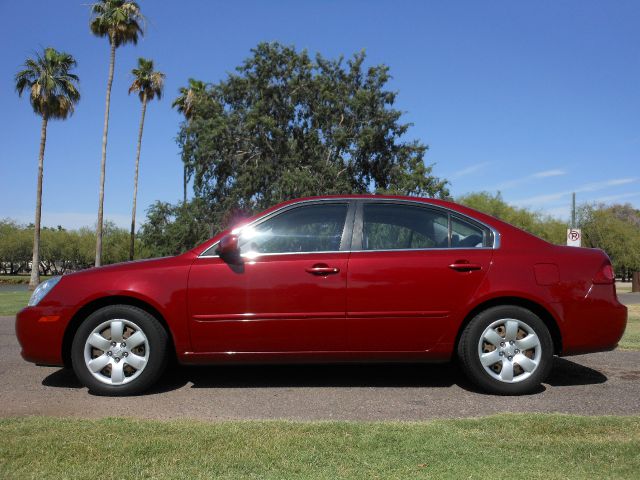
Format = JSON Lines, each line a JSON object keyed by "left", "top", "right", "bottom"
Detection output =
{"left": 571, "top": 192, "right": 576, "bottom": 229}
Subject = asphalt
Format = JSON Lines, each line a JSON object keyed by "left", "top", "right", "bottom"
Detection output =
{"left": 619, "top": 292, "right": 640, "bottom": 305}
{"left": 1, "top": 295, "right": 639, "bottom": 421}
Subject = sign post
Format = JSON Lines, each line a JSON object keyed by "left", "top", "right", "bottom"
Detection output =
{"left": 567, "top": 228, "right": 581, "bottom": 247}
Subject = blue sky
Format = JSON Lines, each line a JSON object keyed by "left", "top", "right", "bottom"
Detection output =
{"left": 1, "top": 0, "right": 638, "bottom": 229}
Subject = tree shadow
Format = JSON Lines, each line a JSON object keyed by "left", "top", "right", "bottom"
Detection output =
{"left": 41, "top": 356, "right": 608, "bottom": 396}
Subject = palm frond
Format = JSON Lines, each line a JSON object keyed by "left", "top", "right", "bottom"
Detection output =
{"left": 14, "top": 47, "right": 81, "bottom": 119}
{"left": 89, "top": 0, "right": 145, "bottom": 46}
{"left": 128, "top": 56, "right": 165, "bottom": 103}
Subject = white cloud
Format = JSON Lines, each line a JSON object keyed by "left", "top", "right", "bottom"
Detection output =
{"left": 592, "top": 191, "right": 640, "bottom": 203}
{"left": 513, "top": 177, "right": 638, "bottom": 207}
{"left": 495, "top": 169, "right": 567, "bottom": 190}
{"left": 450, "top": 162, "right": 491, "bottom": 179}
{"left": 540, "top": 205, "right": 570, "bottom": 219}
{"left": 532, "top": 169, "right": 567, "bottom": 179}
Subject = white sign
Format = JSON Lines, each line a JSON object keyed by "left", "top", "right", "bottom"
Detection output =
{"left": 567, "top": 228, "right": 581, "bottom": 247}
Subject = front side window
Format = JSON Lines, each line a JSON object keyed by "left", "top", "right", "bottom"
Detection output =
{"left": 237, "top": 203, "right": 348, "bottom": 255}
{"left": 362, "top": 204, "right": 449, "bottom": 250}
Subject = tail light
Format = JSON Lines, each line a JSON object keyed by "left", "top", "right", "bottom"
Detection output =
{"left": 593, "top": 262, "right": 615, "bottom": 285}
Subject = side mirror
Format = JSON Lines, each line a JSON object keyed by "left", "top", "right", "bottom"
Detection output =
{"left": 216, "top": 234, "right": 239, "bottom": 257}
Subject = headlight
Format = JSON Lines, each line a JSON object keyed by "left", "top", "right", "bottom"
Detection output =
{"left": 28, "top": 276, "right": 62, "bottom": 306}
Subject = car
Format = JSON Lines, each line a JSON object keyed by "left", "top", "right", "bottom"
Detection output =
{"left": 16, "top": 195, "right": 627, "bottom": 396}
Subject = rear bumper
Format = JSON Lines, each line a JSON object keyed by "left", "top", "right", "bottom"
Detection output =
{"left": 559, "top": 286, "right": 628, "bottom": 356}
{"left": 15, "top": 305, "right": 70, "bottom": 366}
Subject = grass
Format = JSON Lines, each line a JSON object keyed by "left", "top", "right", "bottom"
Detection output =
{"left": 616, "top": 282, "right": 635, "bottom": 294}
{"left": 619, "top": 304, "right": 640, "bottom": 350}
{"left": 0, "top": 291, "right": 30, "bottom": 316}
{"left": 0, "top": 415, "right": 639, "bottom": 479}
{"left": 0, "top": 275, "right": 51, "bottom": 285}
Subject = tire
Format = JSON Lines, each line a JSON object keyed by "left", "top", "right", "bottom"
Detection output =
{"left": 71, "top": 305, "right": 168, "bottom": 396}
{"left": 457, "top": 305, "right": 553, "bottom": 395}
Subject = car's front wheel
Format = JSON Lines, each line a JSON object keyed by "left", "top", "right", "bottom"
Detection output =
{"left": 71, "top": 305, "right": 168, "bottom": 396}
{"left": 457, "top": 305, "right": 553, "bottom": 395}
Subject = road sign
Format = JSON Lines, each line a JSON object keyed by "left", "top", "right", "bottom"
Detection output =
{"left": 567, "top": 228, "right": 581, "bottom": 247}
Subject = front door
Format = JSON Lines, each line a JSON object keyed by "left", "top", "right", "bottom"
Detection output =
{"left": 346, "top": 201, "right": 493, "bottom": 352}
{"left": 188, "top": 201, "right": 354, "bottom": 353}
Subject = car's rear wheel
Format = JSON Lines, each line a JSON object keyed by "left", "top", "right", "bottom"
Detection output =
{"left": 457, "top": 305, "right": 553, "bottom": 395}
{"left": 71, "top": 305, "right": 168, "bottom": 396}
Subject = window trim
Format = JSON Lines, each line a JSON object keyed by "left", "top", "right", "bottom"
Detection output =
{"left": 199, "top": 199, "right": 356, "bottom": 258}
{"left": 198, "top": 197, "right": 500, "bottom": 259}
{"left": 351, "top": 199, "right": 499, "bottom": 252}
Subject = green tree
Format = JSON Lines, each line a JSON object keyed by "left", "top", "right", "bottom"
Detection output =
{"left": 579, "top": 203, "right": 640, "bottom": 290}
{"left": 0, "top": 220, "right": 32, "bottom": 275}
{"left": 458, "top": 191, "right": 566, "bottom": 244}
{"left": 14, "top": 47, "right": 80, "bottom": 287}
{"left": 90, "top": 0, "right": 144, "bottom": 267}
{"left": 178, "top": 42, "right": 448, "bottom": 231}
{"left": 172, "top": 78, "right": 207, "bottom": 204}
{"left": 139, "top": 200, "right": 211, "bottom": 257}
{"left": 127, "top": 57, "right": 165, "bottom": 260}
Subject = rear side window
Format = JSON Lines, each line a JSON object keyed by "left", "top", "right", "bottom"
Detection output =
{"left": 362, "top": 204, "right": 449, "bottom": 250}
{"left": 451, "top": 217, "right": 486, "bottom": 248}
{"left": 238, "top": 203, "right": 348, "bottom": 255}
{"left": 361, "top": 203, "right": 491, "bottom": 250}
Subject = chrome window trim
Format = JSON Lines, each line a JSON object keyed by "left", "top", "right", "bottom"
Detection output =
{"left": 199, "top": 250, "right": 352, "bottom": 259}
{"left": 355, "top": 198, "right": 500, "bottom": 251}
{"left": 197, "top": 197, "right": 501, "bottom": 259}
{"left": 199, "top": 199, "right": 354, "bottom": 258}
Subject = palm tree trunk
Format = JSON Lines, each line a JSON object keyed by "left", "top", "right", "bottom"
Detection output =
{"left": 129, "top": 94, "right": 147, "bottom": 261}
{"left": 95, "top": 39, "right": 117, "bottom": 267}
{"left": 29, "top": 115, "right": 48, "bottom": 289}
{"left": 183, "top": 165, "right": 187, "bottom": 204}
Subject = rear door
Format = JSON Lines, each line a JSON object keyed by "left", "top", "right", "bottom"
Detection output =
{"left": 346, "top": 200, "right": 493, "bottom": 352}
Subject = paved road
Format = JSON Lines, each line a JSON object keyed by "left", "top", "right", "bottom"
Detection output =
{"left": 619, "top": 292, "right": 640, "bottom": 305}
{"left": 2, "top": 315, "right": 640, "bottom": 421}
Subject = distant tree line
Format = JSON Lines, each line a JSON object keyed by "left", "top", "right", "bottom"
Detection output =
{"left": 0, "top": 220, "right": 142, "bottom": 276}
{"left": 458, "top": 192, "right": 568, "bottom": 245}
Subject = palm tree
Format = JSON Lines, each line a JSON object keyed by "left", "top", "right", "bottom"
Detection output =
{"left": 15, "top": 48, "right": 80, "bottom": 288}
{"left": 128, "top": 57, "right": 165, "bottom": 261}
{"left": 89, "top": 0, "right": 144, "bottom": 267}
{"left": 172, "top": 79, "right": 206, "bottom": 203}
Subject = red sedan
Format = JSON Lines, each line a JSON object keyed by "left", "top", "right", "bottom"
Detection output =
{"left": 16, "top": 195, "right": 627, "bottom": 395}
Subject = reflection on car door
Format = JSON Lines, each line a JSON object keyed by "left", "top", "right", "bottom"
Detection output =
{"left": 346, "top": 201, "right": 493, "bottom": 352}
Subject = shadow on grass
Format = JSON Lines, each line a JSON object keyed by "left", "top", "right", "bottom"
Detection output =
{"left": 42, "top": 356, "right": 607, "bottom": 396}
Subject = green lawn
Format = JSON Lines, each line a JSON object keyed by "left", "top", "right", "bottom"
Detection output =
{"left": 616, "top": 282, "right": 632, "bottom": 293}
{"left": 0, "top": 291, "right": 30, "bottom": 316}
{"left": 619, "top": 304, "right": 640, "bottom": 350}
{"left": 0, "top": 415, "right": 639, "bottom": 479}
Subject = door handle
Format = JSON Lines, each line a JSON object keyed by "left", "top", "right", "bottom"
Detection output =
{"left": 449, "top": 262, "right": 482, "bottom": 272}
{"left": 306, "top": 265, "right": 340, "bottom": 275}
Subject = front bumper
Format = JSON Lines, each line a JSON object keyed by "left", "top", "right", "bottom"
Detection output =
{"left": 15, "top": 305, "right": 71, "bottom": 366}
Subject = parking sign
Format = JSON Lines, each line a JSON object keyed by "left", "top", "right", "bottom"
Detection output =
{"left": 567, "top": 228, "right": 581, "bottom": 247}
